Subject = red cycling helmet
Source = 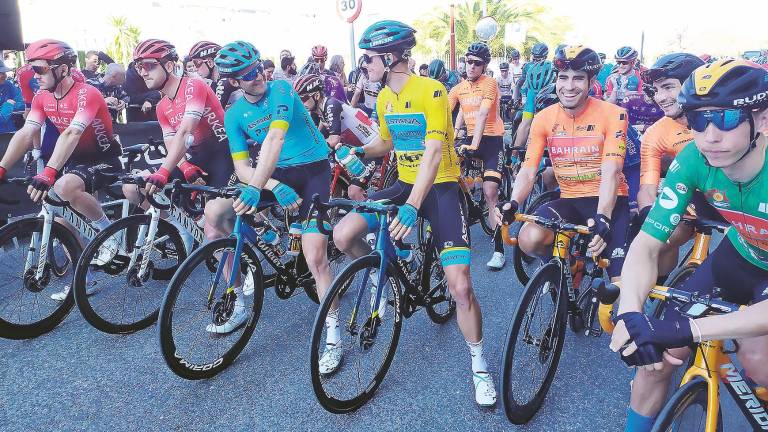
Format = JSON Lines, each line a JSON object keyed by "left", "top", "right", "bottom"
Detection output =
{"left": 188, "top": 41, "right": 221, "bottom": 60}
{"left": 133, "top": 39, "right": 178, "bottom": 62}
{"left": 294, "top": 73, "right": 324, "bottom": 97}
{"left": 25, "top": 39, "right": 77, "bottom": 64}
{"left": 311, "top": 45, "right": 328, "bottom": 60}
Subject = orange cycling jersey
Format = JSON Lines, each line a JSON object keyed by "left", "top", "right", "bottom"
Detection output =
{"left": 523, "top": 97, "right": 629, "bottom": 198}
{"left": 639, "top": 116, "right": 693, "bottom": 187}
{"left": 448, "top": 75, "right": 504, "bottom": 136}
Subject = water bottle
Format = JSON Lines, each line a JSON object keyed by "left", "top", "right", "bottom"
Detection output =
{"left": 288, "top": 222, "right": 303, "bottom": 257}
{"left": 335, "top": 146, "right": 366, "bottom": 179}
{"left": 395, "top": 245, "right": 416, "bottom": 274}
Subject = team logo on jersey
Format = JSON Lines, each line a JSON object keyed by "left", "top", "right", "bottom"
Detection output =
{"left": 386, "top": 102, "right": 393, "bottom": 113}
{"left": 611, "top": 248, "right": 625, "bottom": 259}
{"left": 704, "top": 189, "right": 730, "bottom": 208}
{"left": 675, "top": 183, "right": 688, "bottom": 194}
{"left": 668, "top": 160, "right": 681, "bottom": 173}
{"left": 658, "top": 187, "right": 679, "bottom": 210}
{"left": 670, "top": 214, "right": 681, "bottom": 225}
{"left": 276, "top": 104, "right": 288, "bottom": 116}
{"left": 758, "top": 202, "right": 768, "bottom": 214}
{"left": 433, "top": 90, "right": 443, "bottom": 98}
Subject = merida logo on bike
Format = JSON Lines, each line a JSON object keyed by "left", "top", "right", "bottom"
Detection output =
{"left": 720, "top": 363, "right": 768, "bottom": 428}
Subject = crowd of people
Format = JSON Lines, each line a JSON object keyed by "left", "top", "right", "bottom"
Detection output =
{"left": 1, "top": 18, "right": 767, "bottom": 432}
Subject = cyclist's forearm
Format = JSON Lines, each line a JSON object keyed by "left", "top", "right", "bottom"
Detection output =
{"left": 0, "top": 125, "right": 35, "bottom": 169}
{"left": 470, "top": 107, "right": 489, "bottom": 148}
{"left": 248, "top": 129, "right": 285, "bottom": 188}
{"left": 637, "top": 184, "right": 658, "bottom": 210}
{"left": 617, "top": 233, "right": 661, "bottom": 313}
{"left": 326, "top": 135, "right": 340, "bottom": 149}
{"left": 361, "top": 136, "right": 392, "bottom": 158}
{"left": 596, "top": 161, "right": 621, "bottom": 216}
{"left": 454, "top": 110, "right": 465, "bottom": 132}
{"left": 46, "top": 128, "right": 82, "bottom": 170}
{"left": 406, "top": 140, "right": 441, "bottom": 208}
{"left": 510, "top": 166, "right": 536, "bottom": 205}
{"left": 696, "top": 299, "right": 768, "bottom": 340}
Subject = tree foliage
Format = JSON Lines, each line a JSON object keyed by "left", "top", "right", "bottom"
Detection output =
{"left": 412, "top": 0, "right": 571, "bottom": 61}
{"left": 106, "top": 16, "right": 141, "bottom": 66}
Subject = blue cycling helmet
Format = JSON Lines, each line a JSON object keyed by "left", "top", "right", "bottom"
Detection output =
{"left": 215, "top": 41, "right": 261, "bottom": 78}
{"left": 641, "top": 52, "right": 704, "bottom": 84}
{"left": 509, "top": 48, "right": 520, "bottom": 60}
{"left": 466, "top": 42, "right": 491, "bottom": 64}
{"left": 534, "top": 83, "right": 559, "bottom": 113}
{"left": 428, "top": 59, "right": 447, "bottom": 80}
{"left": 615, "top": 46, "right": 638, "bottom": 61}
{"left": 527, "top": 61, "right": 557, "bottom": 91}
{"left": 358, "top": 20, "right": 416, "bottom": 54}
{"left": 531, "top": 42, "right": 549, "bottom": 59}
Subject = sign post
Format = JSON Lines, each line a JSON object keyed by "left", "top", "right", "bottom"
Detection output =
{"left": 336, "top": 0, "right": 363, "bottom": 69}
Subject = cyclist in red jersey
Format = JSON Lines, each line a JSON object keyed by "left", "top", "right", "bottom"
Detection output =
{"left": 605, "top": 46, "right": 644, "bottom": 105}
{"left": 124, "top": 39, "right": 235, "bottom": 242}
{"left": 0, "top": 39, "right": 123, "bottom": 254}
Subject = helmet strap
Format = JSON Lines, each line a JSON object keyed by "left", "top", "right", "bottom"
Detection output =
{"left": 701, "top": 116, "right": 758, "bottom": 167}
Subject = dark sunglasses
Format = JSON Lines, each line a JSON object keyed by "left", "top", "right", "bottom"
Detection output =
{"left": 361, "top": 53, "right": 386, "bottom": 64}
{"left": 237, "top": 63, "right": 264, "bottom": 82}
{"left": 134, "top": 60, "right": 160, "bottom": 73}
{"left": 466, "top": 59, "right": 485, "bottom": 66}
{"left": 686, "top": 109, "right": 750, "bottom": 133}
{"left": 31, "top": 65, "right": 53, "bottom": 75}
{"left": 300, "top": 93, "right": 317, "bottom": 102}
{"left": 616, "top": 60, "right": 631, "bottom": 65}
{"left": 192, "top": 58, "right": 210, "bottom": 68}
{"left": 553, "top": 57, "right": 590, "bottom": 72}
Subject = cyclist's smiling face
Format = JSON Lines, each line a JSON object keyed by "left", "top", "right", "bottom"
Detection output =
{"left": 555, "top": 69, "right": 590, "bottom": 109}
{"left": 362, "top": 50, "right": 386, "bottom": 83}
{"left": 692, "top": 107, "right": 768, "bottom": 167}
{"left": 652, "top": 77, "right": 683, "bottom": 118}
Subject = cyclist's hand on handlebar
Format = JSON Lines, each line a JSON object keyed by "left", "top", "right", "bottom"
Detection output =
{"left": 587, "top": 213, "right": 611, "bottom": 256}
{"left": 494, "top": 200, "right": 519, "bottom": 227}
{"left": 233, "top": 184, "right": 261, "bottom": 215}
{"left": 145, "top": 167, "right": 170, "bottom": 195}
{"left": 271, "top": 181, "right": 301, "bottom": 212}
{"left": 29, "top": 166, "right": 57, "bottom": 203}
{"left": 610, "top": 313, "right": 690, "bottom": 371}
{"left": 389, "top": 203, "right": 418, "bottom": 240}
{"left": 179, "top": 161, "right": 207, "bottom": 185}
{"left": 457, "top": 143, "right": 478, "bottom": 156}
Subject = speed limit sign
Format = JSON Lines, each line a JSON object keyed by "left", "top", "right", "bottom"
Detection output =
{"left": 336, "top": 0, "right": 362, "bottom": 23}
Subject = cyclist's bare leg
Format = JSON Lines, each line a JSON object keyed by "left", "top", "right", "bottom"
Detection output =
{"left": 629, "top": 347, "right": 691, "bottom": 416}
{"left": 518, "top": 222, "right": 555, "bottom": 257}
{"left": 736, "top": 335, "right": 768, "bottom": 386}
{"left": 482, "top": 174, "right": 500, "bottom": 229}
{"left": 542, "top": 167, "right": 557, "bottom": 190}
{"left": 444, "top": 264, "right": 482, "bottom": 342}
{"left": 302, "top": 232, "right": 332, "bottom": 299}
{"left": 204, "top": 197, "right": 240, "bottom": 286}
{"left": 53, "top": 173, "right": 106, "bottom": 221}
{"left": 332, "top": 212, "right": 371, "bottom": 259}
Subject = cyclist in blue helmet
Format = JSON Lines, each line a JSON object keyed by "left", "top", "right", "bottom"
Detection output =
{"left": 605, "top": 46, "right": 643, "bottom": 104}
{"left": 333, "top": 19, "right": 498, "bottom": 407}
{"left": 512, "top": 42, "right": 557, "bottom": 148}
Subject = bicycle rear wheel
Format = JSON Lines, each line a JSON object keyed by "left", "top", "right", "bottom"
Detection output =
{"left": 309, "top": 254, "right": 402, "bottom": 413}
{"left": 501, "top": 262, "right": 567, "bottom": 424}
{"left": 158, "top": 238, "right": 264, "bottom": 379}
{"left": 0, "top": 218, "right": 81, "bottom": 339}
{"left": 73, "top": 215, "right": 186, "bottom": 334}
{"left": 651, "top": 376, "right": 723, "bottom": 432}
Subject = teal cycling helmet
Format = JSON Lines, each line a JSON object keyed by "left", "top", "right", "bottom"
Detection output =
{"left": 215, "top": 41, "right": 261, "bottom": 78}
{"left": 359, "top": 20, "right": 416, "bottom": 54}
{"left": 527, "top": 61, "right": 557, "bottom": 91}
{"left": 616, "top": 46, "right": 638, "bottom": 61}
{"left": 428, "top": 59, "right": 447, "bottom": 80}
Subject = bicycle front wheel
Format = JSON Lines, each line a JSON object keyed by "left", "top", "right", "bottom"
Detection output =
{"left": 74, "top": 215, "right": 186, "bottom": 334}
{"left": 501, "top": 261, "right": 567, "bottom": 424}
{"left": 309, "top": 254, "right": 402, "bottom": 413}
{"left": 651, "top": 376, "right": 723, "bottom": 432}
{"left": 158, "top": 238, "right": 264, "bottom": 380}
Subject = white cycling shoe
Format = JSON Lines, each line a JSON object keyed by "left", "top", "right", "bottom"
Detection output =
{"left": 486, "top": 252, "right": 506, "bottom": 270}
{"left": 50, "top": 279, "right": 99, "bottom": 302}
{"left": 319, "top": 343, "right": 343, "bottom": 375}
{"left": 205, "top": 303, "right": 248, "bottom": 334}
{"left": 473, "top": 371, "right": 497, "bottom": 408}
{"left": 91, "top": 234, "right": 121, "bottom": 266}
{"left": 242, "top": 272, "right": 255, "bottom": 296}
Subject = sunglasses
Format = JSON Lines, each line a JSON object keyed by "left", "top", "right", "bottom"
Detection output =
{"left": 466, "top": 59, "right": 485, "bottom": 66}
{"left": 31, "top": 65, "right": 53, "bottom": 75}
{"left": 134, "top": 60, "right": 160, "bottom": 73}
{"left": 300, "top": 93, "right": 317, "bottom": 102}
{"left": 192, "top": 58, "right": 210, "bottom": 68}
{"left": 686, "top": 109, "right": 750, "bottom": 133}
{"left": 361, "top": 53, "right": 386, "bottom": 64}
{"left": 616, "top": 60, "right": 631, "bottom": 65}
{"left": 237, "top": 63, "right": 264, "bottom": 82}
{"left": 532, "top": 56, "right": 546, "bottom": 62}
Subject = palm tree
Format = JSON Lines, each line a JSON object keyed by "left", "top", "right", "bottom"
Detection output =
{"left": 106, "top": 16, "right": 141, "bottom": 66}
{"left": 412, "top": 0, "right": 571, "bottom": 62}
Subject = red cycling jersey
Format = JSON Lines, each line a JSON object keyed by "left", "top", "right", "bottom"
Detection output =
{"left": 25, "top": 81, "right": 120, "bottom": 160}
{"left": 156, "top": 77, "right": 228, "bottom": 147}
{"left": 18, "top": 66, "right": 87, "bottom": 108}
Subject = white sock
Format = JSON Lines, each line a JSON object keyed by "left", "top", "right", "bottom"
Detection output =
{"left": 234, "top": 287, "right": 245, "bottom": 308}
{"left": 93, "top": 214, "right": 111, "bottom": 230}
{"left": 325, "top": 309, "right": 340, "bottom": 347}
{"left": 466, "top": 339, "right": 489, "bottom": 374}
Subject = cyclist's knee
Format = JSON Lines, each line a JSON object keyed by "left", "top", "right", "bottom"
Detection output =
{"left": 53, "top": 173, "right": 85, "bottom": 199}
{"left": 737, "top": 338, "right": 768, "bottom": 386}
{"left": 122, "top": 184, "right": 142, "bottom": 205}
{"left": 519, "top": 224, "right": 551, "bottom": 256}
{"left": 301, "top": 234, "right": 329, "bottom": 272}
{"left": 333, "top": 214, "right": 368, "bottom": 252}
{"left": 203, "top": 198, "right": 234, "bottom": 238}
{"left": 445, "top": 267, "right": 475, "bottom": 308}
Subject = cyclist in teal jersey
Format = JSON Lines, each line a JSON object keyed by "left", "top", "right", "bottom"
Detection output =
{"left": 512, "top": 42, "right": 556, "bottom": 149}
{"left": 204, "top": 41, "right": 332, "bottom": 334}
{"left": 610, "top": 59, "right": 768, "bottom": 432}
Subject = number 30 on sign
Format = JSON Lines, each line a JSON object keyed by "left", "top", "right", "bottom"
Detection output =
{"left": 336, "top": 0, "right": 362, "bottom": 23}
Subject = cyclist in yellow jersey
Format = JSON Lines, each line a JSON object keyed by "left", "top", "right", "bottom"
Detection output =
{"left": 332, "top": 20, "right": 497, "bottom": 408}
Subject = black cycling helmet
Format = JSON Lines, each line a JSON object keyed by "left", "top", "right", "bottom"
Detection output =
{"left": 553, "top": 45, "right": 602, "bottom": 78}
{"left": 678, "top": 59, "right": 768, "bottom": 111}
{"left": 466, "top": 42, "right": 491, "bottom": 64}
{"left": 531, "top": 42, "right": 549, "bottom": 59}
{"left": 294, "top": 73, "right": 324, "bottom": 97}
{"left": 641, "top": 53, "right": 705, "bottom": 85}
{"left": 499, "top": 62, "right": 509, "bottom": 71}
{"left": 509, "top": 48, "right": 520, "bottom": 60}
{"left": 358, "top": 20, "right": 416, "bottom": 54}
{"left": 534, "top": 82, "right": 559, "bottom": 113}
{"left": 428, "top": 59, "right": 446, "bottom": 80}
{"left": 598, "top": 52, "right": 606, "bottom": 62}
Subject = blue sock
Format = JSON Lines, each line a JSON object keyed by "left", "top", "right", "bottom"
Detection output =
{"left": 625, "top": 407, "right": 656, "bottom": 432}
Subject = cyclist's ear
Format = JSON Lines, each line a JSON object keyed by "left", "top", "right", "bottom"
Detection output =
{"left": 754, "top": 107, "right": 768, "bottom": 134}
{"left": 228, "top": 78, "right": 239, "bottom": 88}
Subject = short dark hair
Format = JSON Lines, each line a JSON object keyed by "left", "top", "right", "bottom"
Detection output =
{"left": 85, "top": 50, "right": 99, "bottom": 58}
{"left": 419, "top": 63, "right": 428, "bottom": 71}
{"left": 263, "top": 59, "right": 275, "bottom": 69}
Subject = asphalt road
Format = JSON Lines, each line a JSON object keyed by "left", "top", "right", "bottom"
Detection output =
{"left": 0, "top": 224, "right": 749, "bottom": 431}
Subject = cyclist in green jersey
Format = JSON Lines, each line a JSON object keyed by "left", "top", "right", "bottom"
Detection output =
{"left": 610, "top": 59, "right": 768, "bottom": 432}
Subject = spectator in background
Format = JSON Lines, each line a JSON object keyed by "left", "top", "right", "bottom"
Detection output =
{"left": 82, "top": 50, "right": 116, "bottom": 81}
{"left": 0, "top": 60, "right": 24, "bottom": 133}
{"left": 311, "top": 45, "right": 347, "bottom": 101}
{"left": 183, "top": 56, "right": 199, "bottom": 77}
{"left": 408, "top": 57, "right": 416, "bottom": 73}
{"left": 3, "top": 51, "right": 19, "bottom": 80}
{"left": 124, "top": 60, "right": 162, "bottom": 117}
{"left": 419, "top": 63, "right": 429, "bottom": 76}
{"left": 88, "top": 63, "right": 129, "bottom": 121}
{"left": 329, "top": 54, "right": 348, "bottom": 86}
{"left": 263, "top": 59, "right": 275, "bottom": 81}
{"left": 273, "top": 50, "right": 297, "bottom": 85}
{"left": 350, "top": 66, "right": 381, "bottom": 118}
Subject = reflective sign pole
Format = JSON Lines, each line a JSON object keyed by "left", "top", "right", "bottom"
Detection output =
{"left": 450, "top": 3, "right": 456, "bottom": 69}
{"left": 350, "top": 22, "right": 356, "bottom": 68}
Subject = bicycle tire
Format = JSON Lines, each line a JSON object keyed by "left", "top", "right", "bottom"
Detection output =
{"left": 501, "top": 261, "right": 567, "bottom": 424}
{"left": 511, "top": 190, "right": 560, "bottom": 286}
{"left": 0, "top": 217, "right": 81, "bottom": 339}
{"left": 309, "top": 254, "right": 403, "bottom": 413}
{"left": 158, "top": 237, "right": 264, "bottom": 380}
{"left": 651, "top": 376, "right": 723, "bottom": 432}
{"left": 424, "top": 248, "right": 455, "bottom": 324}
{"left": 73, "top": 215, "right": 186, "bottom": 334}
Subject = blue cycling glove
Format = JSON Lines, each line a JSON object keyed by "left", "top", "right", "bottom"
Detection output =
{"left": 237, "top": 184, "right": 261, "bottom": 208}
{"left": 272, "top": 181, "right": 300, "bottom": 208}
{"left": 395, "top": 203, "right": 418, "bottom": 229}
{"left": 617, "top": 312, "right": 694, "bottom": 349}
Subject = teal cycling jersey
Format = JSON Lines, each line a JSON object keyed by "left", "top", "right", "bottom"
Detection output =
{"left": 642, "top": 143, "right": 768, "bottom": 270}
{"left": 226, "top": 79, "right": 329, "bottom": 168}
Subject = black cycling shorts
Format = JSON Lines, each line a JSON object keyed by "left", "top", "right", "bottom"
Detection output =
{"left": 267, "top": 159, "right": 331, "bottom": 222}
{"left": 171, "top": 140, "right": 236, "bottom": 188}
{"left": 63, "top": 157, "right": 122, "bottom": 194}
{"left": 476, "top": 135, "right": 504, "bottom": 176}
{"left": 664, "top": 238, "right": 768, "bottom": 322}
{"left": 534, "top": 196, "right": 630, "bottom": 278}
